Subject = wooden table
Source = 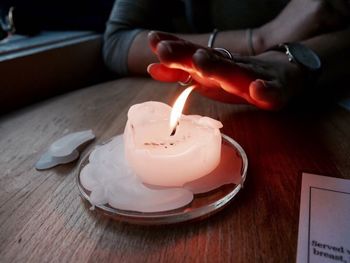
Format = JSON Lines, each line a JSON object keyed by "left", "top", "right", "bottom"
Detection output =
{"left": 1, "top": 78, "right": 349, "bottom": 263}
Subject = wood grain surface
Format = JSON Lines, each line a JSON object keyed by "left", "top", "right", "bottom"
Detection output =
{"left": 0, "top": 78, "right": 349, "bottom": 263}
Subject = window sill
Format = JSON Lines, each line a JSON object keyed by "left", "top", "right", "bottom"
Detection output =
{"left": 0, "top": 31, "right": 107, "bottom": 114}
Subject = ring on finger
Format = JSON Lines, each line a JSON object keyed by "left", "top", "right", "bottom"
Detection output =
{"left": 213, "top": 47, "right": 233, "bottom": 60}
{"left": 178, "top": 74, "right": 193, "bottom": 86}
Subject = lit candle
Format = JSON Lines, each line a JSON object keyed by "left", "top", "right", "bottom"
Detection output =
{"left": 124, "top": 86, "right": 223, "bottom": 187}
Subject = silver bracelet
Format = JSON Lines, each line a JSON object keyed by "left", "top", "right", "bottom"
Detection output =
{"left": 247, "top": 28, "right": 256, "bottom": 56}
{"left": 208, "top": 28, "right": 219, "bottom": 48}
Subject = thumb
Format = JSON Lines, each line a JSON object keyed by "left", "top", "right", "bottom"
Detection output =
{"left": 249, "top": 79, "right": 286, "bottom": 110}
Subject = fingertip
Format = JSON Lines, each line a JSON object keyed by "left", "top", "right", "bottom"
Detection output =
{"left": 149, "top": 31, "right": 180, "bottom": 43}
{"left": 148, "top": 30, "right": 157, "bottom": 37}
{"left": 156, "top": 41, "right": 173, "bottom": 60}
{"left": 249, "top": 79, "right": 263, "bottom": 92}
{"left": 193, "top": 49, "right": 214, "bottom": 74}
{"left": 148, "top": 31, "right": 162, "bottom": 53}
{"left": 193, "top": 49, "right": 210, "bottom": 62}
{"left": 193, "top": 49, "right": 233, "bottom": 79}
{"left": 249, "top": 80, "right": 283, "bottom": 110}
{"left": 146, "top": 63, "right": 164, "bottom": 80}
{"left": 146, "top": 63, "right": 190, "bottom": 83}
{"left": 193, "top": 48, "right": 210, "bottom": 58}
{"left": 249, "top": 80, "right": 266, "bottom": 101}
{"left": 148, "top": 31, "right": 160, "bottom": 41}
{"left": 146, "top": 63, "right": 155, "bottom": 74}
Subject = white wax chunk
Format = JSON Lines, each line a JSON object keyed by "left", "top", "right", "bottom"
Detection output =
{"left": 124, "top": 101, "right": 223, "bottom": 187}
{"left": 35, "top": 130, "right": 95, "bottom": 170}
{"left": 49, "top": 130, "right": 95, "bottom": 157}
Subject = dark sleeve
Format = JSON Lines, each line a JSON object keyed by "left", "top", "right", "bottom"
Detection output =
{"left": 103, "top": 0, "right": 177, "bottom": 76}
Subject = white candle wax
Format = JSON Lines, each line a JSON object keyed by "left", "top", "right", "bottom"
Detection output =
{"left": 124, "top": 101, "right": 223, "bottom": 187}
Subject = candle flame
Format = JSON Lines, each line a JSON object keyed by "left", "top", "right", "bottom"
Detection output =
{"left": 169, "top": 85, "right": 195, "bottom": 134}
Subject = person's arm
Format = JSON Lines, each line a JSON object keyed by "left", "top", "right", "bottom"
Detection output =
{"left": 103, "top": 0, "right": 182, "bottom": 76}
{"left": 103, "top": 0, "right": 144, "bottom": 76}
{"left": 147, "top": 26, "right": 350, "bottom": 110}
{"left": 103, "top": 0, "right": 252, "bottom": 76}
{"left": 109, "top": 18, "right": 251, "bottom": 75}
{"left": 301, "top": 27, "right": 350, "bottom": 86}
{"left": 104, "top": 0, "right": 348, "bottom": 76}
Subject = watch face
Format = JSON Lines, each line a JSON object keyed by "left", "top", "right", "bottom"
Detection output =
{"left": 287, "top": 43, "right": 321, "bottom": 71}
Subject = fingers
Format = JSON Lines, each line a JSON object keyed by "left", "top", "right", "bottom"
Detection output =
{"left": 147, "top": 63, "right": 190, "bottom": 83}
{"left": 194, "top": 86, "right": 248, "bottom": 104}
{"left": 192, "top": 49, "right": 253, "bottom": 99}
{"left": 148, "top": 31, "right": 180, "bottom": 53}
{"left": 194, "top": 48, "right": 273, "bottom": 81}
{"left": 149, "top": 31, "right": 206, "bottom": 71}
{"left": 155, "top": 40, "right": 200, "bottom": 72}
{"left": 192, "top": 49, "right": 234, "bottom": 77}
{"left": 148, "top": 36, "right": 288, "bottom": 110}
{"left": 193, "top": 49, "right": 287, "bottom": 110}
{"left": 249, "top": 79, "right": 286, "bottom": 110}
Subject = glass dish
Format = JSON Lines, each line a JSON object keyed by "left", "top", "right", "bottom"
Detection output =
{"left": 76, "top": 134, "right": 248, "bottom": 225}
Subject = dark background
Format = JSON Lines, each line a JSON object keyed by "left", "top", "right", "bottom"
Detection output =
{"left": 0, "top": 0, "right": 115, "bottom": 34}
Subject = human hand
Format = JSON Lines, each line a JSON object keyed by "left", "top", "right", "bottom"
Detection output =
{"left": 148, "top": 31, "right": 253, "bottom": 104}
{"left": 148, "top": 31, "right": 306, "bottom": 110}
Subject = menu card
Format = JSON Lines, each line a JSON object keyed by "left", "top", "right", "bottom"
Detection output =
{"left": 296, "top": 173, "right": 350, "bottom": 263}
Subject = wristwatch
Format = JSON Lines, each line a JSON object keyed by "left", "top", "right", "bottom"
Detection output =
{"left": 270, "top": 43, "right": 322, "bottom": 72}
{"left": 269, "top": 43, "right": 322, "bottom": 73}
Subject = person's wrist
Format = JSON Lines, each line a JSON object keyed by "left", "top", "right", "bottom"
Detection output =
{"left": 251, "top": 26, "right": 269, "bottom": 54}
{"left": 255, "top": 50, "right": 292, "bottom": 64}
{"left": 255, "top": 19, "right": 288, "bottom": 54}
